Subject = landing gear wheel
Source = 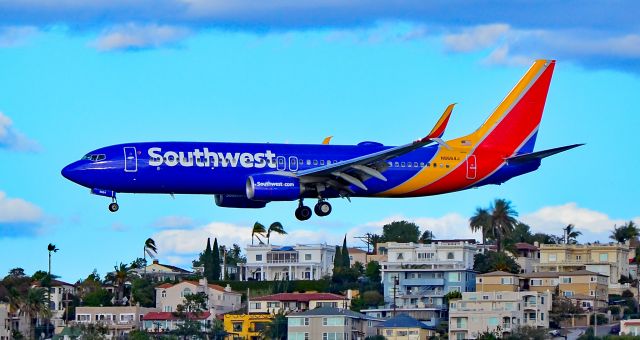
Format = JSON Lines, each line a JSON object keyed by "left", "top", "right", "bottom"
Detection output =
{"left": 295, "top": 206, "right": 312, "bottom": 221}
{"left": 108, "top": 202, "right": 119, "bottom": 212}
{"left": 314, "top": 201, "right": 332, "bottom": 217}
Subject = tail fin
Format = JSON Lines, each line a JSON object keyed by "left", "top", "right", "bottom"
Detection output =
{"left": 460, "top": 60, "right": 556, "bottom": 155}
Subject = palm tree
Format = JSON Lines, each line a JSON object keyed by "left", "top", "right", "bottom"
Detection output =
{"left": 21, "top": 287, "right": 49, "bottom": 339}
{"left": 266, "top": 222, "right": 287, "bottom": 244}
{"left": 489, "top": 199, "right": 518, "bottom": 253}
{"left": 143, "top": 238, "right": 157, "bottom": 274}
{"left": 563, "top": 224, "right": 582, "bottom": 244}
{"left": 610, "top": 221, "right": 639, "bottom": 244}
{"left": 252, "top": 222, "right": 266, "bottom": 245}
{"left": 469, "top": 207, "right": 492, "bottom": 251}
{"left": 108, "top": 263, "right": 135, "bottom": 305}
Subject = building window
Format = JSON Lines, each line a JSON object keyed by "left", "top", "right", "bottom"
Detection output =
{"left": 161, "top": 290, "right": 166, "bottom": 298}
{"left": 304, "top": 254, "right": 312, "bottom": 261}
{"left": 563, "top": 291, "right": 574, "bottom": 297}
{"left": 181, "top": 288, "right": 192, "bottom": 297}
{"left": 599, "top": 253, "right": 609, "bottom": 261}
{"left": 77, "top": 314, "right": 91, "bottom": 322}
{"left": 256, "top": 254, "right": 263, "bottom": 261}
{"left": 397, "top": 253, "right": 404, "bottom": 260}
{"left": 501, "top": 277, "right": 513, "bottom": 284}
{"left": 322, "top": 333, "right": 344, "bottom": 340}
{"left": 562, "top": 277, "right": 572, "bottom": 284}
{"left": 447, "top": 252, "right": 454, "bottom": 260}
{"left": 456, "top": 317, "right": 467, "bottom": 328}
{"left": 232, "top": 321, "right": 243, "bottom": 332}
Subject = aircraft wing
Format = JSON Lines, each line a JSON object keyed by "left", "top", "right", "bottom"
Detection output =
{"left": 506, "top": 144, "right": 584, "bottom": 164}
{"left": 296, "top": 104, "right": 455, "bottom": 191}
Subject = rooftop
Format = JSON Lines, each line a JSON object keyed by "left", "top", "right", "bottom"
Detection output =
{"left": 288, "top": 307, "right": 373, "bottom": 319}
{"left": 515, "top": 242, "right": 539, "bottom": 251}
{"left": 379, "top": 314, "right": 433, "bottom": 329}
{"left": 478, "top": 270, "right": 518, "bottom": 277}
{"left": 143, "top": 311, "right": 211, "bottom": 321}
{"left": 252, "top": 292, "right": 347, "bottom": 302}
{"left": 559, "top": 269, "right": 608, "bottom": 277}
{"left": 155, "top": 280, "right": 241, "bottom": 294}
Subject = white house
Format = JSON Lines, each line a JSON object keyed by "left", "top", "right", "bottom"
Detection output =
{"left": 243, "top": 244, "right": 335, "bottom": 281}
{"left": 155, "top": 279, "right": 242, "bottom": 315}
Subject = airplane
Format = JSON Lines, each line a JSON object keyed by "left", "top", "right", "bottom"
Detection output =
{"left": 61, "top": 59, "right": 582, "bottom": 221}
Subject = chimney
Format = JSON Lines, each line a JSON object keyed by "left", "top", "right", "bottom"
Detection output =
{"left": 534, "top": 241, "right": 539, "bottom": 247}
{"left": 199, "top": 277, "right": 207, "bottom": 287}
{"left": 153, "top": 259, "right": 159, "bottom": 265}
{"left": 225, "top": 284, "right": 232, "bottom": 292}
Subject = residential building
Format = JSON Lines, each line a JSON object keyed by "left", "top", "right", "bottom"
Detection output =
{"left": 363, "top": 240, "right": 477, "bottom": 326}
{"left": 377, "top": 313, "right": 437, "bottom": 339}
{"left": 0, "top": 302, "right": 28, "bottom": 339}
{"left": 287, "top": 307, "right": 381, "bottom": 340}
{"left": 74, "top": 306, "right": 158, "bottom": 338}
{"left": 558, "top": 270, "right": 608, "bottom": 310}
{"left": 32, "top": 279, "right": 76, "bottom": 329}
{"left": 520, "top": 272, "right": 559, "bottom": 293}
{"left": 620, "top": 319, "right": 640, "bottom": 336}
{"left": 535, "top": 242, "right": 630, "bottom": 293}
{"left": 448, "top": 290, "right": 552, "bottom": 340}
{"left": 134, "top": 259, "right": 193, "bottom": 282}
{"left": 513, "top": 242, "right": 540, "bottom": 274}
{"left": 223, "top": 313, "right": 273, "bottom": 340}
{"left": 155, "top": 279, "right": 242, "bottom": 315}
{"left": 475, "top": 271, "right": 520, "bottom": 292}
{"left": 347, "top": 247, "right": 368, "bottom": 267}
{"left": 142, "top": 311, "right": 213, "bottom": 334}
{"left": 249, "top": 292, "right": 351, "bottom": 314}
{"left": 243, "top": 243, "right": 335, "bottom": 281}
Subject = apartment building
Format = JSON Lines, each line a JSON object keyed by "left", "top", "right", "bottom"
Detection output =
{"left": 475, "top": 271, "right": 520, "bottom": 292}
{"left": 74, "top": 306, "right": 158, "bottom": 338}
{"left": 32, "top": 279, "right": 77, "bottom": 329}
{"left": 249, "top": 292, "right": 351, "bottom": 314}
{"left": 521, "top": 272, "right": 559, "bottom": 293}
{"left": 142, "top": 311, "right": 213, "bottom": 334}
{"left": 514, "top": 242, "right": 540, "bottom": 274}
{"left": 536, "top": 242, "right": 630, "bottom": 293}
{"left": 134, "top": 259, "right": 193, "bottom": 282}
{"left": 362, "top": 240, "right": 477, "bottom": 326}
{"left": 620, "top": 319, "right": 640, "bottom": 336}
{"left": 0, "top": 302, "right": 28, "bottom": 340}
{"left": 243, "top": 243, "right": 335, "bottom": 281}
{"left": 155, "top": 279, "right": 242, "bottom": 315}
{"left": 287, "top": 307, "right": 380, "bottom": 340}
{"left": 347, "top": 247, "right": 369, "bottom": 267}
{"left": 448, "top": 290, "right": 552, "bottom": 340}
{"left": 558, "top": 270, "right": 608, "bottom": 310}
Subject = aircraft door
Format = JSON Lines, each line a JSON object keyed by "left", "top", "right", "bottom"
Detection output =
{"left": 288, "top": 156, "right": 299, "bottom": 171}
{"left": 276, "top": 156, "right": 286, "bottom": 171}
{"left": 124, "top": 147, "right": 138, "bottom": 172}
{"left": 466, "top": 155, "right": 476, "bottom": 179}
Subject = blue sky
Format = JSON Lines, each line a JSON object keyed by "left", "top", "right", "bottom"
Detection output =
{"left": 0, "top": 1, "right": 639, "bottom": 282}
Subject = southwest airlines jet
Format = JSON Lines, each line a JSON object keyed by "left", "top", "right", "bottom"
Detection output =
{"left": 62, "top": 60, "right": 581, "bottom": 221}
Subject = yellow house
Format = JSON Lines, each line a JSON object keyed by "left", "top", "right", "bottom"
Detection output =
{"left": 536, "top": 242, "right": 630, "bottom": 293}
{"left": 475, "top": 271, "right": 520, "bottom": 292}
{"left": 558, "top": 270, "right": 608, "bottom": 310}
{"left": 223, "top": 313, "right": 273, "bottom": 340}
{"left": 521, "top": 272, "right": 559, "bottom": 293}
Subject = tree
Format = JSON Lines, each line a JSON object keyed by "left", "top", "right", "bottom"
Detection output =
{"left": 21, "top": 287, "right": 50, "bottom": 339}
{"left": 489, "top": 199, "right": 518, "bottom": 252}
{"left": 131, "top": 278, "right": 155, "bottom": 307}
{"left": 201, "top": 238, "right": 213, "bottom": 281}
{"left": 143, "top": 238, "right": 157, "bottom": 272}
{"left": 266, "top": 222, "right": 287, "bottom": 244}
{"left": 610, "top": 221, "right": 639, "bottom": 243}
{"left": 333, "top": 246, "right": 343, "bottom": 270}
{"left": 106, "top": 263, "right": 135, "bottom": 304}
{"left": 503, "top": 326, "right": 547, "bottom": 340}
{"left": 419, "top": 230, "right": 435, "bottom": 243}
{"left": 473, "top": 251, "right": 521, "bottom": 274}
{"left": 212, "top": 238, "right": 221, "bottom": 281}
{"left": 261, "top": 312, "right": 287, "bottom": 340}
{"left": 550, "top": 297, "right": 583, "bottom": 325}
{"left": 341, "top": 236, "right": 350, "bottom": 267}
{"left": 252, "top": 222, "right": 266, "bottom": 245}
{"left": 381, "top": 220, "right": 420, "bottom": 243}
{"left": 563, "top": 224, "right": 582, "bottom": 244}
{"left": 173, "top": 292, "right": 208, "bottom": 338}
{"left": 469, "top": 207, "right": 492, "bottom": 248}
{"left": 8, "top": 268, "right": 26, "bottom": 278}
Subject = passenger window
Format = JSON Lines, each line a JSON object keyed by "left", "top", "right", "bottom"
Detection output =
{"left": 306, "top": 160, "right": 311, "bottom": 165}
{"left": 426, "top": 163, "right": 430, "bottom": 167}
{"left": 420, "top": 162, "right": 425, "bottom": 167}
{"left": 446, "top": 164, "right": 450, "bottom": 168}
{"left": 313, "top": 160, "right": 318, "bottom": 165}
{"left": 407, "top": 162, "right": 412, "bottom": 168}
{"left": 432, "top": 163, "right": 437, "bottom": 167}
{"left": 394, "top": 162, "right": 399, "bottom": 167}
{"left": 414, "top": 162, "right": 418, "bottom": 167}
{"left": 320, "top": 160, "right": 325, "bottom": 165}
{"left": 388, "top": 162, "right": 393, "bottom": 167}
{"left": 440, "top": 163, "right": 444, "bottom": 168}
{"left": 401, "top": 162, "right": 405, "bottom": 167}
{"left": 327, "top": 160, "right": 331, "bottom": 165}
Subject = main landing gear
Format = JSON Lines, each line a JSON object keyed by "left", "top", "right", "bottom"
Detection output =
{"left": 294, "top": 199, "right": 332, "bottom": 221}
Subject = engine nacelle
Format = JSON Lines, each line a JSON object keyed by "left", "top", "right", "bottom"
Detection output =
{"left": 214, "top": 194, "right": 267, "bottom": 208}
{"left": 246, "top": 174, "right": 302, "bottom": 201}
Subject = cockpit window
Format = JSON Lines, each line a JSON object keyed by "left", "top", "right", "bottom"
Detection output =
{"left": 82, "top": 154, "right": 106, "bottom": 162}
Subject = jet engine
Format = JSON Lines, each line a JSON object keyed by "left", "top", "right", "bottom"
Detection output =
{"left": 214, "top": 194, "right": 267, "bottom": 208}
{"left": 246, "top": 174, "right": 302, "bottom": 201}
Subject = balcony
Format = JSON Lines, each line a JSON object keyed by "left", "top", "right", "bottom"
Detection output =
{"left": 523, "top": 302, "right": 538, "bottom": 309}
{"left": 402, "top": 278, "right": 445, "bottom": 286}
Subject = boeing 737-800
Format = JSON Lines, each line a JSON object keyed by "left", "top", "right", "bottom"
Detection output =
{"left": 62, "top": 59, "right": 581, "bottom": 220}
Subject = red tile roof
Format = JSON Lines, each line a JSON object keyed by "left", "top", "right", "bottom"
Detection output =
{"left": 143, "top": 312, "right": 211, "bottom": 321}
{"left": 252, "top": 292, "right": 347, "bottom": 302}
{"left": 515, "top": 242, "right": 539, "bottom": 251}
{"left": 154, "top": 280, "right": 240, "bottom": 294}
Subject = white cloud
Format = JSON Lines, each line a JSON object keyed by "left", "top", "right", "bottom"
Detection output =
{"left": 0, "top": 191, "right": 43, "bottom": 223}
{"left": 359, "top": 213, "right": 478, "bottom": 240}
{"left": 0, "top": 26, "right": 38, "bottom": 47}
{"left": 152, "top": 215, "right": 194, "bottom": 229}
{"left": 443, "top": 24, "right": 510, "bottom": 52}
{"left": 92, "top": 23, "right": 191, "bottom": 51}
{"left": 111, "top": 222, "right": 128, "bottom": 232}
{"left": 0, "top": 111, "right": 40, "bottom": 152}
{"left": 521, "top": 202, "right": 640, "bottom": 235}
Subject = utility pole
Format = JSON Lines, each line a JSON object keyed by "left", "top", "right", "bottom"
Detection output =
{"left": 392, "top": 275, "right": 399, "bottom": 317}
{"left": 47, "top": 243, "right": 59, "bottom": 338}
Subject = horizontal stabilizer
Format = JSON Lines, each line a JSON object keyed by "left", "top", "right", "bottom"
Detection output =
{"left": 506, "top": 144, "right": 584, "bottom": 164}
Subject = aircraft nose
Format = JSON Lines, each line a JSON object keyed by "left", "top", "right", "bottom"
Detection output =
{"left": 61, "top": 162, "right": 82, "bottom": 184}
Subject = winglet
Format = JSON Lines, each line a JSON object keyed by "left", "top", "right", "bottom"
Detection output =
{"left": 322, "top": 136, "right": 333, "bottom": 145}
{"left": 418, "top": 103, "right": 455, "bottom": 142}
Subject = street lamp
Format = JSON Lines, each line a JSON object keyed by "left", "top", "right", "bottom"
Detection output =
{"left": 47, "top": 243, "right": 59, "bottom": 337}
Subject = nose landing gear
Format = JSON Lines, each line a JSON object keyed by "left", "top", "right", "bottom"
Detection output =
{"left": 108, "top": 196, "right": 119, "bottom": 212}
